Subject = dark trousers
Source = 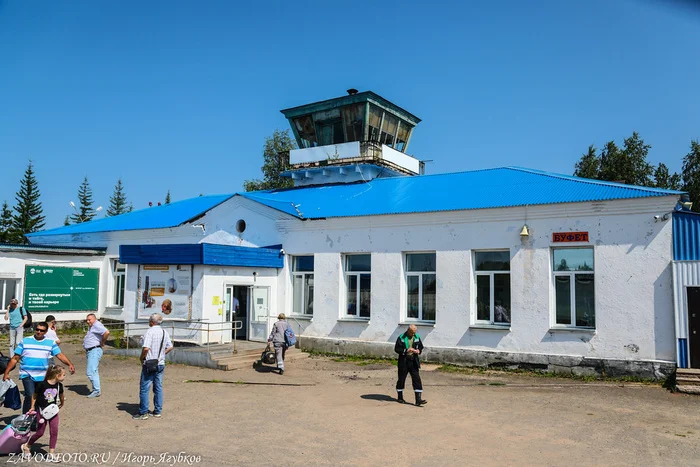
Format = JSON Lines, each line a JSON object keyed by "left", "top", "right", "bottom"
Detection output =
{"left": 396, "top": 358, "right": 423, "bottom": 392}
{"left": 21, "top": 377, "right": 37, "bottom": 414}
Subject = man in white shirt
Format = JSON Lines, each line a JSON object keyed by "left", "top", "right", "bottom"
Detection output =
{"left": 133, "top": 313, "right": 173, "bottom": 420}
{"left": 44, "top": 315, "right": 60, "bottom": 345}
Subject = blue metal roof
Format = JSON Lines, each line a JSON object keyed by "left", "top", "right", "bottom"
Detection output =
{"left": 120, "top": 244, "right": 283, "bottom": 268}
{"left": 28, "top": 167, "right": 683, "bottom": 237}
{"left": 241, "top": 167, "right": 683, "bottom": 219}
{"left": 673, "top": 211, "right": 700, "bottom": 261}
{"left": 28, "top": 194, "right": 233, "bottom": 237}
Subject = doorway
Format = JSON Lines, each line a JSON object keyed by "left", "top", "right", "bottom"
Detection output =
{"left": 688, "top": 287, "right": 700, "bottom": 368}
{"left": 224, "top": 285, "right": 249, "bottom": 341}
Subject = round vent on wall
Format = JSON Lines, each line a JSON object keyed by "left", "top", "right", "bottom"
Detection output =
{"left": 236, "top": 219, "right": 246, "bottom": 233}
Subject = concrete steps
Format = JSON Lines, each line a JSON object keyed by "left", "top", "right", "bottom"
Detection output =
{"left": 213, "top": 348, "right": 307, "bottom": 371}
{"left": 676, "top": 368, "right": 700, "bottom": 394}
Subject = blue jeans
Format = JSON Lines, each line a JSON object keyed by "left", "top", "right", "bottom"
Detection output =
{"left": 21, "top": 377, "right": 36, "bottom": 414}
{"left": 86, "top": 347, "right": 103, "bottom": 393}
{"left": 138, "top": 364, "right": 165, "bottom": 415}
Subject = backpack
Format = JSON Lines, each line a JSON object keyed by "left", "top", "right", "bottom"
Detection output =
{"left": 19, "top": 307, "right": 32, "bottom": 329}
{"left": 284, "top": 325, "right": 296, "bottom": 347}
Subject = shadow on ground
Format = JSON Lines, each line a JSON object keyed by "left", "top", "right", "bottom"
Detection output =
{"left": 116, "top": 402, "right": 140, "bottom": 415}
{"left": 66, "top": 384, "right": 91, "bottom": 396}
{"left": 360, "top": 394, "right": 396, "bottom": 402}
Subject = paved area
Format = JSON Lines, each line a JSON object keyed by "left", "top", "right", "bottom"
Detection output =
{"left": 1, "top": 340, "right": 699, "bottom": 466}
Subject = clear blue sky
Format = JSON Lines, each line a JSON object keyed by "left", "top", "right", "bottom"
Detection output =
{"left": 1, "top": 0, "right": 699, "bottom": 229}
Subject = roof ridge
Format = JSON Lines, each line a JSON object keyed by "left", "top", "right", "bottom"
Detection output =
{"left": 505, "top": 166, "right": 684, "bottom": 195}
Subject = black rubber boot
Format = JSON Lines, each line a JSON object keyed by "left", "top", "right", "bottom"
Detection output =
{"left": 397, "top": 392, "right": 405, "bottom": 404}
{"left": 415, "top": 392, "right": 427, "bottom": 406}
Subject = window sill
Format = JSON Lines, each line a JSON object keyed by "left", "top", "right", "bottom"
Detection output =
{"left": 337, "top": 318, "right": 370, "bottom": 323}
{"left": 548, "top": 327, "right": 596, "bottom": 333}
{"left": 399, "top": 321, "right": 435, "bottom": 327}
{"left": 288, "top": 315, "right": 313, "bottom": 321}
{"left": 104, "top": 306, "right": 124, "bottom": 313}
{"left": 470, "top": 324, "right": 511, "bottom": 331}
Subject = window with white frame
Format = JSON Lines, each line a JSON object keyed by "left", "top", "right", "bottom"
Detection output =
{"left": 405, "top": 253, "right": 436, "bottom": 322}
{"left": 112, "top": 260, "right": 126, "bottom": 307}
{"left": 553, "top": 248, "right": 595, "bottom": 328}
{"left": 344, "top": 254, "right": 371, "bottom": 318}
{"left": 292, "top": 256, "right": 314, "bottom": 315}
{"left": 0, "top": 279, "right": 18, "bottom": 309}
{"left": 475, "top": 251, "right": 511, "bottom": 325}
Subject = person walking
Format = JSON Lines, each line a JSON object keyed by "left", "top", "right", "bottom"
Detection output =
{"left": 3, "top": 321, "right": 76, "bottom": 414}
{"left": 267, "top": 313, "right": 291, "bottom": 375}
{"left": 133, "top": 313, "right": 173, "bottom": 420}
{"left": 83, "top": 313, "right": 110, "bottom": 398}
{"left": 394, "top": 324, "right": 427, "bottom": 406}
{"left": 22, "top": 365, "right": 66, "bottom": 462}
{"left": 4, "top": 298, "right": 27, "bottom": 358}
{"left": 44, "top": 315, "right": 61, "bottom": 345}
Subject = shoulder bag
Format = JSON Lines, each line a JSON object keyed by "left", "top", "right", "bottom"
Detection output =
{"left": 144, "top": 329, "right": 165, "bottom": 374}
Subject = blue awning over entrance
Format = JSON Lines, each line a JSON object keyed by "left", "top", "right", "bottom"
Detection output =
{"left": 119, "top": 243, "right": 284, "bottom": 268}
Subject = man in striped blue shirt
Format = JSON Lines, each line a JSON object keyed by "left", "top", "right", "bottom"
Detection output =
{"left": 3, "top": 321, "right": 76, "bottom": 413}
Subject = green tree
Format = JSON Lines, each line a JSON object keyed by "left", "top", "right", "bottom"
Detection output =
{"left": 573, "top": 145, "right": 600, "bottom": 179}
{"left": 63, "top": 216, "right": 70, "bottom": 226}
{"left": 106, "top": 178, "right": 129, "bottom": 217}
{"left": 653, "top": 163, "right": 681, "bottom": 190}
{"left": 619, "top": 132, "right": 654, "bottom": 186}
{"left": 11, "top": 161, "right": 45, "bottom": 243}
{"left": 682, "top": 140, "right": 700, "bottom": 213}
{"left": 71, "top": 176, "right": 97, "bottom": 223}
{"left": 165, "top": 190, "right": 171, "bottom": 204}
{"left": 244, "top": 129, "right": 297, "bottom": 191}
{"left": 0, "top": 201, "right": 13, "bottom": 243}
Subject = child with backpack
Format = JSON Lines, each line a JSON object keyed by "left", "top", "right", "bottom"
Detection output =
{"left": 22, "top": 365, "right": 65, "bottom": 462}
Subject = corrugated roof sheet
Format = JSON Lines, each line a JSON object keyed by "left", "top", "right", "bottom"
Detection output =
{"left": 241, "top": 167, "right": 683, "bottom": 219}
{"left": 0, "top": 244, "right": 106, "bottom": 255}
{"left": 28, "top": 167, "right": 683, "bottom": 237}
{"left": 673, "top": 211, "right": 700, "bottom": 261}
{"left": 28, "top": 194, "right": 232, "bottom": 237}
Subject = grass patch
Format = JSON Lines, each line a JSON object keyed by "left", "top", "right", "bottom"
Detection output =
{"left": 308, "top": 351, "right": 397, "bottom": 366}
{"left": 436, "top": 364, "right": 661, "bottom": 385}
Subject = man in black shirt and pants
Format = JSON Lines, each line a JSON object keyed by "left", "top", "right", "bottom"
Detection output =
{"left": 394, "top": 324, "right": 427, "bottom": 406}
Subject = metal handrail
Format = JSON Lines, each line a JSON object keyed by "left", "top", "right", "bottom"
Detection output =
{"left": 120, "top": 319, "right": 244, "bottom": 351}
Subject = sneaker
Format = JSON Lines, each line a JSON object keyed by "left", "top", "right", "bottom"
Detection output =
{"left": 150, "top": 412, "right": 162, "bottom": 418}
{"left": 87, "top": 391, "right": 101, "bottom": 398}
{"left": 279, "top": 369, "right": 284, "bottom": 375}
{"left": 132, "top": 413, "right": 149, "bottom": 420}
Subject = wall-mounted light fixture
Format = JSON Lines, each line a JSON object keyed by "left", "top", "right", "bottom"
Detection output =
{"left": 519, "top": 224, "right": 530, "bottom": 237}
{"left": 252, "top": 271, "right": 257, "bottom": 283}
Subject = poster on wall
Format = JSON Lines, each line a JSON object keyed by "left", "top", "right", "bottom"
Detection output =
{"left": 23, "top": 265, "right": 99, "bottom": 312}
{"left": 138, "top": 265, "right": 192, "bottom": 320}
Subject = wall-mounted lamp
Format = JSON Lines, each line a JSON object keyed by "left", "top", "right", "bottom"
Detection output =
{"left": 519, "top": 224, "right": 530, "bottom": 237}
{"left": 252, "top": 271, "right": 257, "bottom": 283}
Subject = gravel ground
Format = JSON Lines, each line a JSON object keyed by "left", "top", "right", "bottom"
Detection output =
{"left": 1, "top": 340, "right": 699, "bottom": 466}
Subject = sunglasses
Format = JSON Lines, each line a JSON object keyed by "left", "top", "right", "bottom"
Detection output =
{"left": 35, "top": 328, "right": 48, "bottom": 333}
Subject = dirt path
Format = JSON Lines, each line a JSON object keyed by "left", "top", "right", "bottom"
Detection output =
{"left": 1, "top": 341, "right": 699, "bottom": 466}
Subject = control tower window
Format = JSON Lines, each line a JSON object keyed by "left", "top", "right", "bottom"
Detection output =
{"left": 395, "top": 121, "right": 412, "bottom": 152}
{"left": 293, "top": 115, "right": 317, "bottom": 148}
{"left": 342, "top": 103, "right": 365, "bottom": 142}
{"left": 380, "top": 113, "right": 398, "bottom": 147}
{"left": 368, "top": 105, "right": 382, "bottom": 142}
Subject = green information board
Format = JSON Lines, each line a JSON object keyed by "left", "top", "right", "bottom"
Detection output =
{"left": 23, "top": 265, "right": 99, "bottom": 312}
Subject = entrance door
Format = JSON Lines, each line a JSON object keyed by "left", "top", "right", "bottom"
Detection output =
{"left": 688, "top": 287, "right": 700, "bottom": 368}
{"left": 249, "top": 286, "right": 271, "bottom": 342}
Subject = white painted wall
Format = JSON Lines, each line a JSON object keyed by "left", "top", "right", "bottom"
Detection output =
{"left": 0, "top": 251, "right": 107, "bottom": 323}
{"left": 277, "top": 196, "right": 678, "bottom": 363}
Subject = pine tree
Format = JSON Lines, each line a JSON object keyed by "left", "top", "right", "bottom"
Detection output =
{"left": 0, "top": 201, "right": 13, "bottom": 243}
{"left": 165, "top": 190, "right": 171, "bottom": 204}
{"left": 654, "top": 163, "right": 681, "bottom": 190}
{"left": 573, "top": 145, "right": 600, "bottom": 179}
{"left": 71, "top": 176, "right": 97, "bottom": 224}
{"left": 64, "top": 216, "right": 70, "bottom": 226}
{"left": 682, "top": 140, "right": 700, "bottom": 213}
{"left": 11, "top": 161, "right": 45, "bottom": 243}
{"left": 106, "top": 178, "right": 129, "bottom": 217}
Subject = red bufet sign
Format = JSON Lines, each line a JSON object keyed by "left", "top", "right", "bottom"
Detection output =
{"left": 552, "top": 232, "right": 589, "bottom": 243}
